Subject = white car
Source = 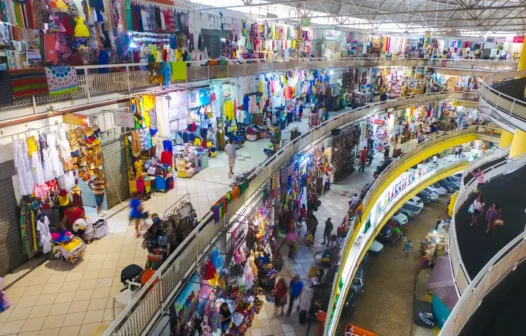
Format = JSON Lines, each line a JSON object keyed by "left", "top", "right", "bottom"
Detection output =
{"left": 391, "top": 211, "right": 409, "bottom": 226}
{"left": 427, "top": 191, "right": 440, "bottom": 202}
{"left": 368, "top": 240, "right": 384, "bottom": 255}
{"left": 407, "top": 196, "right": 424, "bottom": 209}
{"left": 427, "top": 185, "right": 447, "bottom": 197}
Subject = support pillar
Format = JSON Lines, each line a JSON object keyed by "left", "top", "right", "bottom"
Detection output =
{"left": 510, "top": 129, "right": 526, "bottom": 158}
{"left": 499, "top": 130, "right": 514, "bottom": 148}
{"left": 518, "top": 35, "right": 526, "bottom": 71}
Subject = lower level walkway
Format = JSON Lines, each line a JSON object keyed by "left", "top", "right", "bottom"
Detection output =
{"left": 456, "top": 164, "right": 526, "bottom": 279}
{"left": 0, "top": 109, "right": 343, "bottom": 336}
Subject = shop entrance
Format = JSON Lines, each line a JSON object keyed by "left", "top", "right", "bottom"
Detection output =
{"left": 102, "top": 136, "right": 130, "bottom": 209}
{"left": 0, "top": 177, "right": 26, "bottom": 276}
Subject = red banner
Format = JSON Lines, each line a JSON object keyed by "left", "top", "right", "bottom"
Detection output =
{"left": 513, "top": 36, "right": 524, "bottom": 43}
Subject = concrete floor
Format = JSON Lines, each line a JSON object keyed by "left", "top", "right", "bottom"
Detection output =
{"left": 339, "top": 198, "right": 450, "bottom": 336}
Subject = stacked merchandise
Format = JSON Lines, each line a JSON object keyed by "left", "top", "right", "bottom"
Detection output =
{"left": 332, "top": 125, "right": 361, "bottom": 182}
{"left": 174, "top": 146, "right": 201, "bottom": 178}
{"left": 244, "top": 125, "right": 266, "bottom": 142}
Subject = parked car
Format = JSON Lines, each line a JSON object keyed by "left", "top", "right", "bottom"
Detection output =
{"left": 416, "top": 190, "right": 432, "bottom": 204}
{"left": 391, "top": 211, "right": 409, "bottom": 226}
{"left": 437, "top": 179, "right": 457, "bottom": 192}
{"left": 368, "top": 240, "right": 384, "bottom": 255}
{"left": 423, "top": 189, "right": 440, "bottom": 202}
{"left": 376, "top": 224, "right": 394, "bottom": 244}
{"left": 351, "top": 265, "right": 365, "bottom": 294}
{"left": 445, "top": 176, "right": 461, "bottom": 189}
{"left": 343, "top": 286, "right": 357, "bottom": 315}
{"left": 407, "top": 196, "right": 424, "bottom": 208}
{"left": 430, "top": 184, "right": 448, "bottom": 196}
{"left": 399, "top": 203, "right": 423, "bottom": 218}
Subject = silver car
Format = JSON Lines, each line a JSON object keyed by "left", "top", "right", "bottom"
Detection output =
{"left": 399, "top": 203, "right": 423, "bottom": 218}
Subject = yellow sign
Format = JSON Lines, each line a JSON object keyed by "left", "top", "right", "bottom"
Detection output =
{"left": 62, "top": 113, "right": 89, "bottom": 127}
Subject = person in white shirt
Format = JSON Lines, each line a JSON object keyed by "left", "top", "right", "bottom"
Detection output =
{"left": 471, "top": 195, "right": 485, "bottom": 226}
{"left": 225, "top": 140, "right": 237, "bottom": 178}
{"left": 323, "top": 172, "right": 330, "bottom": 194}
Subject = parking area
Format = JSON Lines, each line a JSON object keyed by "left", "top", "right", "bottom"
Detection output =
{"left": 338, "top": 198, "right": 449, "bottom": 336}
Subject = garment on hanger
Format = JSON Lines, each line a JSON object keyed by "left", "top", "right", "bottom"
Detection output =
{"left": 37, "top": 215, "right": 52, "bottom": 254}
{"left": 13, "top": 139, "right": 34, "bottom": 196}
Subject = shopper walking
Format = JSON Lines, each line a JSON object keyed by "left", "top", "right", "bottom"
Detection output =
{"left": 287, "top": 275, "right": 304, "bottom": 316}
{"left": 359, "top": 147, "right": 367, "bottom": 172}
{"left": 485, "top": 203, "right": 503, "bottom": 234}
{"left": 219, "top": 302, "right": 232, "bottom": 334}
{"left": 306, "top": 211, "right": 319, "bottom": 239}
{"left": 225, "top": 140, "right": 237, "bottom": 178}
{"left": 273, "top": 278, "right": 288, "bottom": 316}
{"left": 403, "top": 240, "right": 413, "bottom": 257}
{"left": 473, "top": 169, "right": 485, "bottom": 193}
{"left": 323, "top": 218, "right": 334, "bottom": 245}
{"left": 470, "top": 195, "right": 485, "bottom": 227}
{"left": 130, "top": 193, "right": 148, "bottom": 238}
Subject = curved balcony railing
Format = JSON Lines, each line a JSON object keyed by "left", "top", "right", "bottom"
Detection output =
{"left": 441, "top": 155, "right": 526, "bottom": 336}
{"left": 460, "top": 147, "right": 510, "bottom": 187}
{"left": 102, "top": 91, "right": 465, "bottom": 336}
{"left": 0, "top": 57, "right": 514, "bottom": 115}
{"left": 324, "top": 126, "right": 500, "bottom": 335}
{"left": 361, "top": 125, "right": 499, "bottom": 212}
{"left": 480, "top": 78, "right": 526, "bottom": 125}
{"left": 448, "top": 154, "right": 526, "bottom": 297}
{"left": 326, "top": 157, "right": 471, "bottom": 335}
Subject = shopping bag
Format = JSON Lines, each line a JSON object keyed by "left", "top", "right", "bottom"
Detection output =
{"left": 494, "top": 219, "right": 504, "bottom": 226}
{"left": 468, "top": 204, "right": 473, "bottom": 214}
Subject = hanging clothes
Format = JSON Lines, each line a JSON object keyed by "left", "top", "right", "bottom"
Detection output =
{"left": 13, "top": 139, "right": 34, "bottom": 196}
{"left": 37, "top": 215, "right": 52, "bottom": 254}
{"left": 46, "top": 132, "right": 64, "bottom": 178}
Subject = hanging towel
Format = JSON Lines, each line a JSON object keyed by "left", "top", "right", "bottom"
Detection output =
{"left": 0, "top": 71, "right": 14, "bottom": 105}
{"left": 45, "top": 66, "right": 79, "bottom": 95}
{"left": 171, "top": 61, "right": 187, "bottom": 82}
{"left": 9, "top": 68, "right": 49, "bottom": 98}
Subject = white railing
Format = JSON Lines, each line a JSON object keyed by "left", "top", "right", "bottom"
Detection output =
{"left": 449, "top": 154, "right": 526, "bottom": 296}
{"left": 0, "top": 57, "right": 515, "bottom": 113}
{"left": 441, "top": 202, "right": 526, "bottom": 336}
{"left": 324, "top": 126, "right": 500, "bottom": 335}
{"left": 460, "top": 147, "right": 510, "bottom": 187}
{"left": 102, "top": 90, "right": 471, "bottom": 336}
{"left": 361, "top": 125, "right": 500, "bottom": 211}
{"left": 479, "top": 77, "right": 526, "bottom": 123}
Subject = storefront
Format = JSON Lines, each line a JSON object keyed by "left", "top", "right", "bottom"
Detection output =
{"left": 169, "top": 178, "right": 276, "bottom": 335}
{"left": 332, "top": 125, "right": 361, "bottom": 182}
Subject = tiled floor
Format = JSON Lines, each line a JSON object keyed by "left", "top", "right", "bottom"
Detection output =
{"left": 246, "top": 153, "right": 381, "bottom": 336}
{"left": 0, "top": 110, "right": 347, "bottom": 336}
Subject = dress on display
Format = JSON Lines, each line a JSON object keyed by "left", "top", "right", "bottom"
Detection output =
{"left": 13, "top": 139, "right": 34, "bottom": 196}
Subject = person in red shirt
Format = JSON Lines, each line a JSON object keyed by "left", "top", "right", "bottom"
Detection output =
{"left": 359, "top": 147, "right": 367, "bottom": 172}
{"left": 61, "top": 205, "right": 85, "bottom": 231}
{"left": 273, "top": 278, "right": 288, "bottom": 316}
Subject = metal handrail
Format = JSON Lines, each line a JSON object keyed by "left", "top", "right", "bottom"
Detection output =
{"left": 448, "top": 154, "right": 526, "bottom": 296}
{"left": 0, "top": 57, "right": 514, "bottom": 115}
{"left": 479, "top": 76, "right": 526, "bottom": 124}
{"left": 102, "top": 91, "right": 468, "bottom": 336}
{"left": 441, "top": 158, "right": 526, "bottom": 336}
{"left": 326, "top": 158, "right": 470, "bottom": 336}
{"left": 460, "top": 147, "right": 510, "bottom": 187}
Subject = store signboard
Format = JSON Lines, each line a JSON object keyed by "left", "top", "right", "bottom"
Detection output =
{"left": 113, "top": 111, "right": 135, "bottom": 128}
{"left": 513, "top": 36, "right": 524, "bottom": 43}
{"left": 62, "top": 113, "right": 89, "bottom": 127}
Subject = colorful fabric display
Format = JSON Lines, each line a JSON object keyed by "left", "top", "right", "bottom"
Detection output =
{"left": 45, "top": 66, "right": 79, "bottom": 95}
{"left": 9, "top": 69, "right": 49, "bottom": 98}
{"left": 239, "top": 179, "right": 249, "bottom": 195}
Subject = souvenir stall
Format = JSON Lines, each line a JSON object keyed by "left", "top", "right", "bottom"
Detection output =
{"left": 126, "top": 94, "right": 175, "bottom": 195}
{"left": 278, "top": 146, "right": 325, "bottom": 233}
{"left": 249, "top": 22, "right": 299, "bottom": 60}
{"left": 367, "top": 114, "right": 389, "bottom": 153}
{"left": 419, "top": 230, "right": 448, "bottom": 268}
{"left": 332, "top": 125, "right": 361, "bottom": 182}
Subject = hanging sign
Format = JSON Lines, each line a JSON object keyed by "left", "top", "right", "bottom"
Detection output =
{"left": 113, "top": 111, "right": 135, "bottom": 128}
{"left": 63, "top": 113, "right": 89, "bottom": 127}
{"left": 513, "top": 36, "right": 524, "bottom": 43}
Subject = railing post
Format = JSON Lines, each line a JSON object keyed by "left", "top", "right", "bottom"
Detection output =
{"left": 510, "top": 100, "right": 515, "bottom": 118}
{"left": 126, "top": 65, "right": 131, "bottom": 94}
{"left": 85, "top": 68, "right": 91, "bottom": 103}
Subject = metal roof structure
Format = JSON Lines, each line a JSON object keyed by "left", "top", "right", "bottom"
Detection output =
{"left": 191, "top": 0, "right": 526, "bottom": 35}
